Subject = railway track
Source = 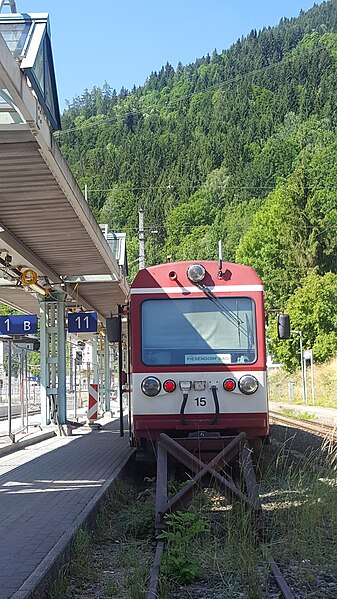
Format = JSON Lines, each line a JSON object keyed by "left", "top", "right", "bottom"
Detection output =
{"left": 147, "top": 433, "right": 296, "bottom": 599}
{"left": 269, "top": 410, "right": 337, "bottom": 442}
{"left": 0, "top": 406, "right": 40, "bottom": 421}
{"left": 61, "top": 430, "right": 337, "bottom": 599}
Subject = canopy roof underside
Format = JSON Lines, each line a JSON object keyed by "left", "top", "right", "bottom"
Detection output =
{"left": 0, "top": 28, "right": 129, "bottom": 320}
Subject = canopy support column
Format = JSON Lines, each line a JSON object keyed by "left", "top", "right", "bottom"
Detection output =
{"left": 98, "top": 335, "right": 105, "bottom": 413}
{"left": 104, "top": 334, "right": 110, "bottom": 412}
{"left": 39, "top": 292, "right": 67, "bottom": 426}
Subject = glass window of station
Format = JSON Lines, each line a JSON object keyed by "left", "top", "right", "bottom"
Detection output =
{"left": 0, "top": 21, "right": 31, "bottom": 56}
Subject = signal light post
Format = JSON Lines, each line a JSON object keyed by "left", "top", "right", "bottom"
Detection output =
{"left": 291, "top": 329, "right": 307, "bottom": 404}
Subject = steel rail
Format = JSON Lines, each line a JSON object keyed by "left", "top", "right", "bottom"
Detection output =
{"left": 268, "top": 555, "right": 295, "bottom": 599}
{"left": 147, "top": 541, "right": 164, "bottom": 599}
{"left": 269, "top": 410, "right": 337, "bottom": 442}
{"left": 0, "top": 406, "right": 40, "bottom": 422}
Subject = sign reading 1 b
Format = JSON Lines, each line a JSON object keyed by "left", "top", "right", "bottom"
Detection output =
{"left": 0, "top": 314, "right": 38, "bottom": 336}
{"left": 68, "top": 311, "right": 98, "bottom": 333}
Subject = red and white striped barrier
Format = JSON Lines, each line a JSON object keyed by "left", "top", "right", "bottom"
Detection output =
{"left": 87, "top": 383, "right": 98, "bottom": 421}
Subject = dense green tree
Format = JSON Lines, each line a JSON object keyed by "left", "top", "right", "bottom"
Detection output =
{"left": 100, "top": 183, "right": 138, "bottom": 231}
{"left": 236, "top": 119, "right": 337, "bottom": 308}
{"left": 269, "top": 272, "right": 337, "bottom": 370}
{"left": 0, "top": 303, "right": 16, "bottom": 316}
{"left": 236, "top": 171, "right": 316, "bottom": 308}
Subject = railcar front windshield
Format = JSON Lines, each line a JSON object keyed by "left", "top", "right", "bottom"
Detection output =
{"left": 141, "top": 297, "right": 257, "bottom": 366}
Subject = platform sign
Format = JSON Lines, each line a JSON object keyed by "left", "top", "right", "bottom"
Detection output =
{"left": 67, "top": 311, "right": 98, "bottom": 333}
{"left": 0, "top": 314, "right": 38, "bottom": 336}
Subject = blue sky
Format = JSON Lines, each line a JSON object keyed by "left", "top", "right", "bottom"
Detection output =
{"left": 10, "top": 0, "right": 324, "bottom": 111}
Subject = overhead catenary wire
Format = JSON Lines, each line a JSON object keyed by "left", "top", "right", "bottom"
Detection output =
{"left": 100, "top": 221, "right": 337, "bottom": 234}
{"left": 85, "top": 183, "right": 337, "bottom": 190}
{"left": 84, "top": 184, "right": 337, "bottom": 193}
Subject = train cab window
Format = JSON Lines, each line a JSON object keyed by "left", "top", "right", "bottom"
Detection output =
{"left": 141, "top": 297, "right": 257, "bottom": 366}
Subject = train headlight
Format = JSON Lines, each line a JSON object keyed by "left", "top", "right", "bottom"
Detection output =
{"left": 238, "top": 375, "right": 259, "bottom": 395}
{"left": 187, "top": 264, "right": 206, "bottom": 283}
{"left": 141, "top": 376, "right": 161, "bottom": 397}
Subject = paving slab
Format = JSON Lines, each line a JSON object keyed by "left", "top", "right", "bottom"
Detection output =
{"left": 0, "top": 415, "right": 134, "bottom": 599}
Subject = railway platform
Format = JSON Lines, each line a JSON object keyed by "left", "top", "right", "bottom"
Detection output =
{"left": 0, "top": 414, "right": 134, "bottom": 599}
{"left": 269, "top": 400, "right": 337, "bottom": 426}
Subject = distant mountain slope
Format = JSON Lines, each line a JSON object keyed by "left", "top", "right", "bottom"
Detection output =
{"left": 59, "top": 0, "right": 337, "bottom": 312}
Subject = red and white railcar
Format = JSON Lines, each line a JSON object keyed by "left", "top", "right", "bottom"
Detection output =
{"left": 129, "top": 260, "right": 268, "bottom": 448}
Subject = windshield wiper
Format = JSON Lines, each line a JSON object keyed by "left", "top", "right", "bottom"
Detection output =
{"left": 196, "top": 283, "right": 247, "bottom": 336}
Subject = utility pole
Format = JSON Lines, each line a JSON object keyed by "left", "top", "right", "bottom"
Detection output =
{"left": 0, "top": 0, "right": 17, "bottom": 13}
{"left": 138, "top": 209, "right": 145, "bottom": 270}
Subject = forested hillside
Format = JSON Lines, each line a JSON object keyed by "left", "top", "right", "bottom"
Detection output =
{"left": 59, "top": 0, "right": 337, "bottom": 368}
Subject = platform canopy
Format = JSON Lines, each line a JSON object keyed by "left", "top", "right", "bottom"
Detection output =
{"left": 0, "top": 12, "right": 129, "bottom": 321}
{"left": 0, "top": 10, "right": 60, "bottom": 130}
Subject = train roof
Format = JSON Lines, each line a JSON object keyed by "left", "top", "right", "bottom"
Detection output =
{"left": 131, "top": 260, "right": 263, "bottom": 290}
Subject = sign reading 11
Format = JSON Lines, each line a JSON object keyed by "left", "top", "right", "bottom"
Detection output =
{"left": 67, "top": 312, "right": 98, "bottom": 333}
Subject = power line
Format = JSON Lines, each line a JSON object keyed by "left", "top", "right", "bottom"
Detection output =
{"left": 86, "top": 184, "right": 337, "bottom": 193}
{"left": 107, "top": 221, "right": 337, "bottom": 235}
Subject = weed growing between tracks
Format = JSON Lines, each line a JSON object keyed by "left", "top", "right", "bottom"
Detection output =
{"left": 261, "top": 441, "right": 337, "bottom": 592}
{"left": 280, "top": 407, "right": 317, "bottom": 421}
{"left": 158, "top": 511, "right": 209, "bottom": 585}
{"left": 49, "top": 443, "right": 337, "bottom": 599}
{"left": 158, "top": 484, "right": 268, "bottom": 599}
{"left": 48, "top": 478, "right": 154, "bottom": 599}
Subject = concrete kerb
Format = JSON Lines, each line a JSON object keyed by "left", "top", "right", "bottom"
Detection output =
{"left": 0, "top": 417, "right": 101, "bottom": 457}
{"left": 11, "top": 448, "right": 135, "bottom": 599}
{"left": 0, "top": 430, "right": 57, "bottom": 458}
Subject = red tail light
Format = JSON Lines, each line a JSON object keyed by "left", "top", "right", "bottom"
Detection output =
{"left": 223, "top": 378, "right": 236, "bottom": 392}
{"left": 163, "top": 379, "right": 176, "bottom": 393}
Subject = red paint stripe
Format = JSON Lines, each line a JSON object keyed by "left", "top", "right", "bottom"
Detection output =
{"left": 133, "top": 412, "right": 268, "bottom": 439}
